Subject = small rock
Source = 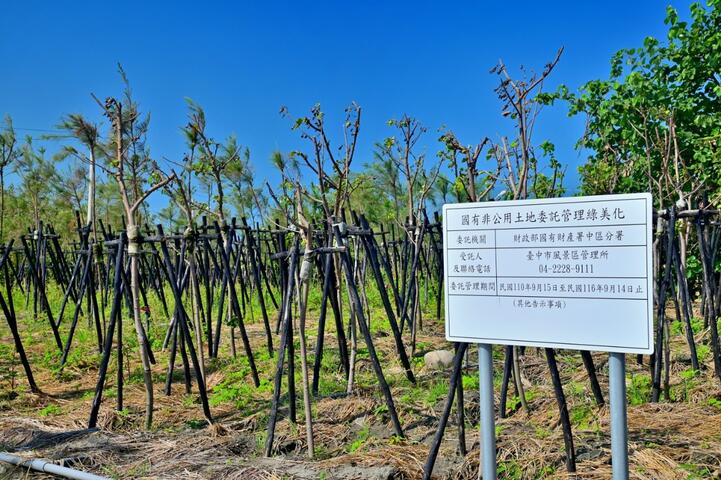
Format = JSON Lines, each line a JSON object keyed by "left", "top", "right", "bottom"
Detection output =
{"left": 353, "top": 415, "right": 368, "bottom": 428}
{"left": 576, "top": 449, "right": 603, "bottom": 461}
{"left": 424, "top": 350, "right": 455, "bottom": 370}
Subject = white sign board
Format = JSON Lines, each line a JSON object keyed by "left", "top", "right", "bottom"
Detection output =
{"left": 443, "top": 193, "right": 653, "bottom": 354}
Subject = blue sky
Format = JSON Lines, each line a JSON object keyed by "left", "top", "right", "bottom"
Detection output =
{"left": 0, "top": 1, "right": 696, "bottom": 212}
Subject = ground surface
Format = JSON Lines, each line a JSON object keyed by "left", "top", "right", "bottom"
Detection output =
{"left": 2, "top": 286, "right": 721, "bottom": 479}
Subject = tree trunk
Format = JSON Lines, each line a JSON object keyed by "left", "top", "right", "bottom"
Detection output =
{"left": 512, "top": 345, "right": 528, "bottom": 411}
{"left": 87, "top": 150, "right": 96, "bottom": 235}
{"left": 129, "top": 228, "right": 154, "bottom": 429}
{"left": 297, "top": 244, "right": 314, "bottom": 458}
{"left": 0, "top": 167, "right": 5, "bottom": 243}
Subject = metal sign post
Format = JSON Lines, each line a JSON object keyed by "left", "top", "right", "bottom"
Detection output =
{"left": 609, "top": 352, "right": 629, "bottom": 479}
{"left": 478, "top": 343, "right": 497, "bottom": 479}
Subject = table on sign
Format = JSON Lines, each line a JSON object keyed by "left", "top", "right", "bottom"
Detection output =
{"left": 443, "top": 196, "right": 652, "bottom": 353}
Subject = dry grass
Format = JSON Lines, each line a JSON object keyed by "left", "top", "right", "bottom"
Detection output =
{"left": 2, "top": 300, "right": 721, "bottom": 478}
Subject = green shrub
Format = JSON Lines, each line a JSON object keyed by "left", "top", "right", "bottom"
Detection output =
{"left": 628, "top": 374, "right": 652, "bottom": 406}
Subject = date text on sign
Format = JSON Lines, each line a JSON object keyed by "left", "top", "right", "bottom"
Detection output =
{"left": 443, "top": 193, "right": 653, "bottom": 354}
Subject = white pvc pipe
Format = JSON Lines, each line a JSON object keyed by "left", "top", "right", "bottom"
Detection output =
{"left": 0, "top": 452, "right": 109, "bottom": 480}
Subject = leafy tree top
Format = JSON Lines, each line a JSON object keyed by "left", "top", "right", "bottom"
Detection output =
{"left": 552, "top": 1, "right": 721, "bottom": 205}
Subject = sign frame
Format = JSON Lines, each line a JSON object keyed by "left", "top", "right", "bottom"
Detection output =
{"left": 442, "top": 192, "right": 654, "bottom": 354}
